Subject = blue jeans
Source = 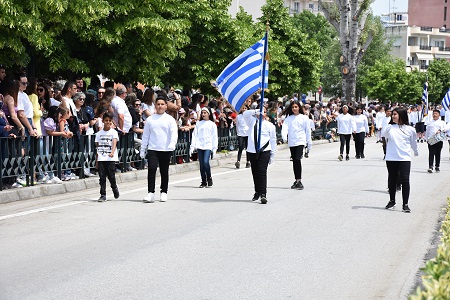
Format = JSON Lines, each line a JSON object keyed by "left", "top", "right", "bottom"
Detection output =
{"left": 197, "top": 149, "right": 212, "bottom": 183}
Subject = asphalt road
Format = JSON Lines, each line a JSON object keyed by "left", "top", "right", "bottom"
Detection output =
{"left": 0, "top": 138, "right": 449, "bottom": 300}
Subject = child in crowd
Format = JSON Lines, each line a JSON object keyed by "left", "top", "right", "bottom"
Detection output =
{"left": 95, "top": 112, "right": 120, "bottom": 202}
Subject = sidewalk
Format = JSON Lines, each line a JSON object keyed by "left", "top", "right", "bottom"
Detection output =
{"left": 0, "top": 139, "right": 333, "bottom": 204}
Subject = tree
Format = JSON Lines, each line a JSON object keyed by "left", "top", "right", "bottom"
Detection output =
{"left": 318, "top": 0, "right": 377, "bottom": 101}
{"left": 427, "top": 59, "right": 450, "bottom": 104}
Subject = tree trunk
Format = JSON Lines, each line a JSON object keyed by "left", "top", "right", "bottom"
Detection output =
{"left": 318, "top": 0, "right": 374, "bottom": 101}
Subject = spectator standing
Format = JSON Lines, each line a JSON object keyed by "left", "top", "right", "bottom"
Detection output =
{"left": 95, "top": 112, "right": 120, "bottom": 202}
{"left": 140, "top": 95, "right": 178, "bottom": 203}
{"left": 110, "top": 84, "right": 132, "bottom": 133}
{"left": 190, "top": 107, "right": 218, "bottom": 188}
{"left": 382, "top": 107, "right": 419, "bottom": 213}
{"left": 281, "top": 100, "right": 312, "bottom": 190}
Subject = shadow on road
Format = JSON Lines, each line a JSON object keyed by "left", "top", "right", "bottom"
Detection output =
{"left": 352, "top": 205, "right": 404, "bottom": 213}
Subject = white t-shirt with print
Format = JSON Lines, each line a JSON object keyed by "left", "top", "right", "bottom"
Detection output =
{"left": 95, "top": 128, "right": 119, "bottom": 162}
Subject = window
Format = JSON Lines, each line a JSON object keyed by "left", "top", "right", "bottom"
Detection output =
{"left": 309, "top": 3, "right": 314, "bottom": 11}
{"left": 294, "top": 2, "right": 299, "bottom": 12}
{"left": 396, "top": 14, "right": 403, "bottom": 21}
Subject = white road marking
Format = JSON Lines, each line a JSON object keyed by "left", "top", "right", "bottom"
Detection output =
{"left": 0, "top": 167, "right": 249, "bottom": 221}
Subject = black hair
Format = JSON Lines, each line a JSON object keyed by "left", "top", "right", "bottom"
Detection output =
{"left": 102, "top": 112, "right": 113, "bottom": 121}
{"left": 201, "top": 107, "right": 215, "bottom": 122}
{"left": 47, "top": 106, "right": 61, "bottom": 123}
{"left": 282, "top": 100, "right": 304, "bottom": 116}
{"left": 393, "top": 107, "right": 409, "bottom": 125}
{"left": 433, "top": 109, "right": 440, "bottom": 115}
{"left": 62, "top": 81, "right": 75, "bottom": 96}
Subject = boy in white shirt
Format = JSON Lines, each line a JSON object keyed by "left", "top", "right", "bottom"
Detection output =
{"left": 95, "top": 112, "right": 120, "bottom": 202}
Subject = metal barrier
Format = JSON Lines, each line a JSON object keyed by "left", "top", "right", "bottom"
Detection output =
{"left": 0, "top": 124, "right": 284, "bottom": 190}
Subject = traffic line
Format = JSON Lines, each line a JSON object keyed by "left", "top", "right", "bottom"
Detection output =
{"left": 0, "top": 167, "right": 249, "bottom": 221}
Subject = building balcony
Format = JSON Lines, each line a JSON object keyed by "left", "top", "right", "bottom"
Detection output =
{"left": 410, "top": 26, "right": 450, "bottom": 36}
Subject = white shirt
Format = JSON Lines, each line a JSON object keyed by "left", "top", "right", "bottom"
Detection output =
{"left": 236, "top": 114, "right": 249, "bottom": 137}
{"left": 111, "top": 96, "right": 132, "bottom": 133}
{"left": 50, "top": 98, "right": 61, "bottom": 107}
{"left": 243, "top": 110, "right": 277, "bottom": 155}
{"left": 140, "top": 112, "right": 178, "bottom": 155}
{"left": 281, "top": 113, "right": 312, "bottom": 147}
{"left": 375, "top": 111, "right": 385, "bottom": 128}
{"left": 381, "top": 116, "right": 391, "bottom": 130}
{"left": 445, "top": 110, "right": 450, "bottom": 123}
{"left": 141, "top": 103, "right": 154, "bottom": 121}
{"left": 409, "top": 111, "right": 419, "bottom": 125}
{"left": 353, "top": 114, "right": 369, "bottom": 133}
{"left": 425, "top": 118, "right": 449, "bottom": 140}
{"left": 19, "top": 91, "right": 33, "bottom": 118}
{"left": 95, "top": 129, "right": 119, "bottom": 161}
{"left": 190, "top": 120, "right": 218, "bottom": 151}
{"left": 336, "top": 113, "right": 355, "bottom": 134}
{"left": 62, "top": 96, "right": 76, "bottom": 116}
{"left": 382, "top": 124, "right": 418, "bottom": 161}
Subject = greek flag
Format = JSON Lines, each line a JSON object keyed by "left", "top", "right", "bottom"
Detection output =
{"left": 442, "top": 88, "right": 450, "bottom": 111}
{"left": 212, "top": 36, "right": 269, "bottom": 112}
{"left": 422, "top": 82, "right": 428, "bottom": 116}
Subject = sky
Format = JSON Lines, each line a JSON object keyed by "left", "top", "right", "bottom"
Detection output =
{"left": 371, "top": 0, "right": 408, "bottom": 16}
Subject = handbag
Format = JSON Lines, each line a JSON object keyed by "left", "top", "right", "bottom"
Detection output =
{"left": 427, "top": 131, "right": 447, "bottom": 145}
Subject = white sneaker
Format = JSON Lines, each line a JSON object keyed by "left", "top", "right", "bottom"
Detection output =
{"left": 37, "top": 175, "right": 50, "bottom": 184}
{"left": 127, "top": 166, "right": 137, "bottom": 171}
{"left": 160, "top": 192, "right": 167, "bottom": 202}
{"left": 12, "top": 182, "right": 23, "bottom": 188}
{"left": 143, "top": 192, "right": 155, "bottom": 203}
{"left": 69, "top": 173, "right": 78, "bottom": 180}
{"left": 50, "top": 177, "right": 63, "bottom": 184}
{"left": 17, "top": 178, "right": 27, "bottom": 187}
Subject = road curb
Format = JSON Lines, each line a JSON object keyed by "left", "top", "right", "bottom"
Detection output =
{"left": 0, "top": 139, "right": 332, "bottom": 204}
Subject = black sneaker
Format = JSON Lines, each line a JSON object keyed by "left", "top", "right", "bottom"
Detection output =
{"left": 207, "top": 177, "right": 213, "bottom": 187}
{"left": 252, "top": 193, "right": 260, "bottom": 201}
{"left": 98, "top": 195, "right": 107, "bottom": 202}
{"left": 361, "top": 154, "right": 365, "bottom": 159}
{"left": 338, "top": 154, "right": 343, "bottom": 161}
{"left": 385, "top": 200, "right": 395, "bottom": 209}
{"left": 356, "top": 155, "right": 360, "bottom": 159}
{"left": 113, "top": 188, "right": 120, "bottom": 199}
{"left": 402, "top": 204, "right": 411, "bottom": 213}
{"left": 296, "top": 181, "right": 304, "bottom": 190}
{"left": 235, "top": 161, "right": 240, "bottom": 169}
{"left": 246, "top": 162, "right": 251, "bottom": 168}
{"left": 428, "top": 167, "right": 433, "bottom": 173}
{"left": 290, "top": 181, "right": 298, "bottom": 189}
{"left": 435, "top": 167, "right": 440, "bottom": 173}
{"left": 260, "top": 194, "right": 267, "bottom": 204}
{"left": 199, "top": 182, "right": 207, "bottom": 188}
{"left": 305, "top": 153, "right": 309, "bottom": 158}
{"left": 346, "top": 155, "right": 349, "bottom": 161}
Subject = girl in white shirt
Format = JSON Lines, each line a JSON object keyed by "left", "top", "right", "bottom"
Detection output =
{"left": 382, "top": 107, "right": 419, "bottom": 213}
{"left": 190, "top": 107, "right": 218, "bottom": 188}
{"left": 235, "top": 105, "right": 250, "bottom": 169}
{"left": 140, "top": 95, "right": 178, "bottom": 203}
{"left": 336, "top": 105, "right": 355, "bottom": 161}
{"left": 352, "top": 106, "right": 369, "bottom": 159}
{"left": 425, "top": 109, "right": 449, "bottom": 173}
{"left": 281, "top": 101, "right": 312, "bottom": 190}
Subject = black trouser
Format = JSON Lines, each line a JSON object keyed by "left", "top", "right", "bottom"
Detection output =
{"left": 382, "top": 137, "right": 387, "bottom": 155}
{"left": 354, "top": 132, "right": 365, "bottom": 157}
{"left": 386, "top": 161, "right": 411, "bottom": 205}
{"left": 428, "top": 141, "right": 443, "bottom": 168}
{"left": 339, "top": 134, "right": 351, "bottom": 155}
{"left": 237, "top": 136, "right": 248, "bottom": 162}
{"left": 98, "top": 161, "right": 118, "bottom": 196}
{"left": 289, "top": 145, "right": 304, "bottom": 180}
{"left": 147, "top": 150, "right": 171, "bottom": 193}
{"left": 247, "top": 151, "right": 270, "bottom": 196}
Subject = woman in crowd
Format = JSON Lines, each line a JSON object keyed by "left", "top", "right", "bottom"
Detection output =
{"left": 281, "top": 100, "right": 312, "bottom": 190}
{"left": 382, "top": 107, "right": 419, "bottom": 213}
{"left": 243, "top": 105, "right": 277, "bottom": 204}
{"left": 141, "top": 88, "right": 155, "bottom": 121}
{"left": 425, "top": 109, "right": 449, "bottom": 173}
{"left": 140, "top": 92, "right": 178, "bottom": 203}
{"left": 335, "top": 105, "right": 354, "bottom": 161}
{"left": 235, "top": 104, "right": 250, "bottom": 169}
{"left": 190, "top": 107, "right": 218, "bottom": 188}
{"left": 353, "top": 106, "right": 369, "bottom": 159}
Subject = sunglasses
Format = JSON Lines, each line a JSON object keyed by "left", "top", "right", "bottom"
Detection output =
{"left": 98, "top": 91, "right": 104, "bottom": 94}
{"left": 135, "top": 103, "right": 141, "bottom": 107}
{"left": 20, "top": 82, "right": 29, "bottom": 85}
{"left": 78, "top": 98, "right": 85, "bottom": 101}
{"left": 37, "top": 88, "right": 45, "bottom": 92}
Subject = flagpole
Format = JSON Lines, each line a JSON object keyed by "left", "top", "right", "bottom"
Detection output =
{"left": 257, "top": 25, "right": 269, "bottom": 152}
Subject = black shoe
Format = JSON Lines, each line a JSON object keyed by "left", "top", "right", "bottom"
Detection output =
{"left": 246, "top": 161, "right": 251, "bottom": 168}
{"left": 356, "top": 155, "right": 360, "bottom": 159}
{"left": 346, "top": 155, "right": 349, "bottom": 161}
{"left": 235, "top": 161, "right": 240, "bottom": 169}
{"left": 207, "top": 177, "right": 213, "bottom": 187}
{"left": 402, "top": 204, "right": 411, "bottom": 213}
{"left": 260, "top": 194, "right": 267, "bottom": 204}
{"left": 305, "top": 153, "right": 309, "bottom": 158}
{"left": 338, "top": 154, "right": 343, "bottom": 161}
{"left": 290, "top": 181, "right": 298, "bottom": 189}
{"left": 428, "top": 167, "right": 433, "bottom": 173}
{"left": 435, "top": 167, "right": 440, "bottom": 173}
{"left": 98, "top": 195, "right": 107, "bottom": 202}
{"left": 252, "top": 193, "right": 260, "bottom": 201}
{"left": 385, "top": 200, "right": 395, "bottom": 209}
{"left": 361, "top": 154, "right": 365, "bottom": 159}
{"left": 296, "top": 181, "right": 304, "bottom": 190}
{"left": 199, "top": 182, "right": 207, "bottom": 188}
{"left": 420, "top": 139, "right": 424, "bottom": 143}
{"left": 113, "top": 188, "right": 120, "bottom": 199}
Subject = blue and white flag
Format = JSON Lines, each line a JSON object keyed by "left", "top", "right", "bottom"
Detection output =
{"left": 422, "top": 81, "right": 428, "bottom": 116}
{"left": 212, "top": 36, "right": 269, "bottom": 112}
{"left": 442, "top": 88, "right": 450, "bottom": 111}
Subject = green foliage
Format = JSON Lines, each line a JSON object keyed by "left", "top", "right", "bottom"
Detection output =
{"left": 427, "top": 59, "right": 450, "bottom": 104}
{"left": 410, "top": 198, "right": 450, "bottom": 300}
{"left": 362, "top": 59, "right": 425, "bottom": 103}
